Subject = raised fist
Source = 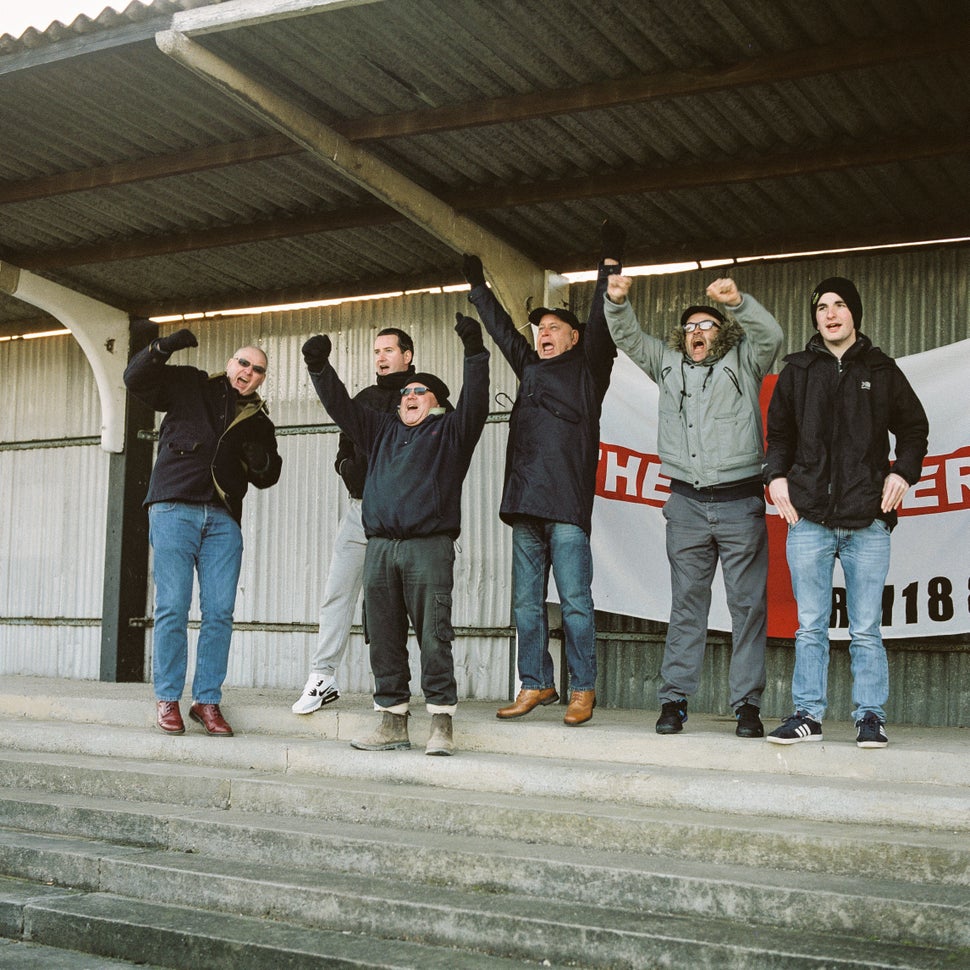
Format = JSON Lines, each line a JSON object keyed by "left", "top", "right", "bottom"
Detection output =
{"left": 461, "top": 254, "right": 486, "bottom": 289}
{"left": 454, "top": 313, "right": 485, "bottom": 356}
{"left": 301, "top": 334, "right": 332, "bottom": 371}
{"left": 156, "top": 329, "right": 198, "bottom": 354}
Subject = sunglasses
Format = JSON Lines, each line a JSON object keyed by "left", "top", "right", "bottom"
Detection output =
{"left": 400, "top": 386, "right": 431, "bottom": 397}
{"left": 682, "top": 320, "right": 720, "bottom": 333}
{"left": 234, "top": 357, "right": 266, "bottom": 375}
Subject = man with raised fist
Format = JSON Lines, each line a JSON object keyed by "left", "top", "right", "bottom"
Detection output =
{"left": 124, "top": 329, "right": 282, "bottom": 738}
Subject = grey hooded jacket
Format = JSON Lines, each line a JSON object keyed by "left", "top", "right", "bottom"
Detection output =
{"left": 604, "top": 293, "right": 783, "bottom": 488}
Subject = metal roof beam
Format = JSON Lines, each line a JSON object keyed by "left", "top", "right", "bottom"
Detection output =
{"left": 15, "top": 130, "right": 969, "bottom": 270}
{"left": 155, "top": 27, "right": 544, "bottom": 323}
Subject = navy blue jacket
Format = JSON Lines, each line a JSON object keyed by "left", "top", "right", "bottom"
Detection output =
{"left": 468, "top": 262, "right": 618, "bottom": 535}
{"left": 124, "top": 344, "right": 282, "bottom": 523}
{"left": 310, "top": 350, "right": 489, "bottom": 540}
{"left": 333, "top": 367, "right": 416, "bottom": 499}
{"left": 765, "top": 332, "right": 928, "bottom": 529}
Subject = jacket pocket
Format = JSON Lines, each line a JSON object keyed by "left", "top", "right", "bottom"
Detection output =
{"left": 537, "top": 389, "right": 581, "bottom": 424}
{"left": 166, "top": 440, "right": 201, "bottom": 457}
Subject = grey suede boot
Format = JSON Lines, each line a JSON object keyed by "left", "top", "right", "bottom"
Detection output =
{"left": 425, "top": 713, "right": 454, "bottom": 756}
{"left": 350, "top": 712, "right": 411, "bottom": 751}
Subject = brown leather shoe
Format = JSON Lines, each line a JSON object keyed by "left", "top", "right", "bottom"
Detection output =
{"left": 189, "top": 702, "right": 234, "bottom": 737}
{"left": 156, "top": 701, "right": 185, "bottom": 735}
{"left": 563, "top": 690, "right": 596, "bottom": 726}
{"left": 496, "top": 687, "right": 559, "bottom": 720}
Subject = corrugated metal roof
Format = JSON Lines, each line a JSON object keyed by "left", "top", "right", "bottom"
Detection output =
{"left": 1, "top": 0, "right": 968, "bottom": 330}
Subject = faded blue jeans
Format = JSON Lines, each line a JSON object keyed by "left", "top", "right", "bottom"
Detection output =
{"left": 786, "top": 517, "right": 892, "bottom": 723}
{"left": 148, "top": 501, "right": 243, "bottom": 705}
{"left": 511, "top": 517, "right": 596, "bottom": 693}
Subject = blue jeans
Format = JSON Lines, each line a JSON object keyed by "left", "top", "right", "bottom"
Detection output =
{"left": 786, "top": 517, "right": 891, "bottom": 722}
{"left": 511, "top": 517, "right": 596, "bottom": 692}
{"left": 148, "top": 501, "right": 243, "bottom": 704}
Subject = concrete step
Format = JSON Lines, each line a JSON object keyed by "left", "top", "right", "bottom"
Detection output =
{"left": 0, "top": 937, "right": 168, "bottom": 970}
{"left": 0, "top": 787, "right": 967, "bottom": 952}
{"left": 1, "top": 749, "right": 968, "bottom": 890}
{"left": 1, "top": 715, "right": 968, "bottom": 832}
{"left": 0, "top": 874, "right": 564, "bottom": 970}
{"left": 0, "top": 835, "right": 962, "bottom": 969}
{"left": 2, "top": 676, "right": 968, "bottom": 789}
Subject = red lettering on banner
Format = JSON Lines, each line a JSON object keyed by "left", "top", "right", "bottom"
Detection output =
{"left": 900, "top": 447, "right": 970, "bottom": 515}
{"left": 596, "top": 443, "right": 670, "bottom": 507}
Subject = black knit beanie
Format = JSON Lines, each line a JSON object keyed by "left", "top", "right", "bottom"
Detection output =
{"left": 811, "top": 277, "right": 862, "bottom": 329}
{"left": 406, "top": 372, "right": 450, "bottom": 406}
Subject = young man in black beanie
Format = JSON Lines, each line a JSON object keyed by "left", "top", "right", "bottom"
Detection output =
{"left": 604, "top": 273, "right": 783, "bottom": 738}
{"left": 764, "top": 276, "right": 928, "bottom": 748}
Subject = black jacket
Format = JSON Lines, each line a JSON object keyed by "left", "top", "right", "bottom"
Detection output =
{"left": 764, "top": 332, "right": 928, "bottom": 529}
{"left": 468, "top": 262, "right": 618, "bottom": 535}
{"left": 124, "top": 344, "right": 282, "bottom": 523}
{"left": 310, "top": 350, "right": 489, "bottom": 540}
{"left": 334, "top": 366, "right": 416, "bottom": 498}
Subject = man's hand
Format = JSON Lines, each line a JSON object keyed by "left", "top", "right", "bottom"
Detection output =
{"left": 156, "top": 329, "right": 198, "bottom": 354}
{"left": 461, "top": 254, "right": 486, "bottom": 289}
{"left": 881, "top": 472, "right": 910, "bottom": 513}
{"left": 455, "top": 313, "right": 485, "bottom": 356}
{"left": 241, "top": 440, "right": 267, "bottom": 472}
{"left": 706, "top": 278, "right": 742, "bottom": 308}
{"left": 302, "top": 334, "right": 332, "bottom": 371}
{"left": 607, "top": 274, "right": 633, "bottom": 304}
{"left": 768, "top": 477, "right": 799, "bottom": 524}
{"left": 600, "top": 218, "right": 626, "bottom": 264}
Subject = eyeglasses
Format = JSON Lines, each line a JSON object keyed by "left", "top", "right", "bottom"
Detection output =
{"left": 234, "top": 357, "right": 266, "bottom": 375}
{"left": 400, "top": 386, "right": 431, "bottom": 397}
{"left": 682, "top": 320, "right": 720, "bottom": 333}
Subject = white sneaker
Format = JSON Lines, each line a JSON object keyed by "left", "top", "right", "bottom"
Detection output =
{"left": 291, "top": 673, "right": 340, "bottom": 714}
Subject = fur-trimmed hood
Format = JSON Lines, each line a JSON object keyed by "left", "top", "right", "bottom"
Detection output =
{"left": 666, "top": 315, "right": 745, "bottom": 364}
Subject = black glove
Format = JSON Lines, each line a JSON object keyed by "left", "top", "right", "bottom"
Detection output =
{"left": 156, "top": 328, "right": 198, "bottom": 354}
{"left": 600, "top": 219, "right": 627, "bottom": 262}
{"left": 241, "top": 440, "right": 268, "bottom": 472}
{"left": 302, "top": 334, "right": 332, "bottom": 371}
{"left": 454, "top": 313, "right": 485, "bottom": 357}
{"left": 461, "top": 253, "right": 486, "bottom": 289}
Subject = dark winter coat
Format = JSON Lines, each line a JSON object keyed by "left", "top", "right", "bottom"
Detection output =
{"left": 468, "top": 263, "right": 618, "bottom": 535}
{"left": 334, "top": 366, "right": 416, "bottom": 498}
{"left": 764, "top": 331, "right": 928, "bottom": 529}
{"left": 310, "top": 350, "right": 489, "bottom": 540}
{"left": 124, "top": 344, "right": 282, "bottom": 523}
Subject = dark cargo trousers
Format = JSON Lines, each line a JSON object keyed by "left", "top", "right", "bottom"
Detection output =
{"left": 363, "top": 533, "right": 458, "bottom": 713}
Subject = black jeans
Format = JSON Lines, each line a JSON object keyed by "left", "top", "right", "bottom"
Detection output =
{"left": 363, "top": 534, "right": 457, "bottom": 710}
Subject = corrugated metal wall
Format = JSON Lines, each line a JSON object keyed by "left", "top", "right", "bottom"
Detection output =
{"left": 1, "top": 244, "right": 967, "bottom": 722}
{"left": 0, "top": 333, "right": 107, "bottom": 678}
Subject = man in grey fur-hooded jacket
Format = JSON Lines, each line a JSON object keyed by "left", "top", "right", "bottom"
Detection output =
{"left": 604, "top": 275, "right": 783, "bottom": 740}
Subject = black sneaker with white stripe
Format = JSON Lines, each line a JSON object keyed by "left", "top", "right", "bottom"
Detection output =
{"left": 765, "top": 711, "right": 822, "bottom": 744}
{"left": 855, "top": 712, "right": 889, "bottom": 748}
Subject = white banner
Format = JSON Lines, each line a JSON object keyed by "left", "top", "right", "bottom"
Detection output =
{"left": 589, "top": 339, "right": 970, "bottom": 639}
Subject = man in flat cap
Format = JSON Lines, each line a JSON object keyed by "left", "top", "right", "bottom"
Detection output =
{"left": 764, "top": 276, "right": 928, "bottom": 748}
{"left": 604, "top": 274, "right": 783, "bottom": 738}
{"left": 461, "top": 221, "right": 624, "bottom": 727}
{"left": 302, "top": 316, "right": 489, "bottom": 756}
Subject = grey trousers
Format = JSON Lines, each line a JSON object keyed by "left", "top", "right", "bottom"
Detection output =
{"left": 659, "top": 490, "right": 768, "bottom": 710}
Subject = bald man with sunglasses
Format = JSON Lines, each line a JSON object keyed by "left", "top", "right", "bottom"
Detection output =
{"left": 124, "top": 329, "right": 282, "bottom": 738}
